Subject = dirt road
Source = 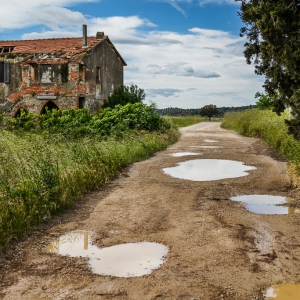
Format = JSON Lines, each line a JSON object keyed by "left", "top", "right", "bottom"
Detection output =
{"left": 1, "top": 122, "right": 300, "bottom": 300}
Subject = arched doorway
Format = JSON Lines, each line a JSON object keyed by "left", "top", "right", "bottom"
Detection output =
{"left": 13, "top": 107, "right": 27, "bottom": 118}
{"left": 41, "top": 101, "right": 59, "bottom": 114}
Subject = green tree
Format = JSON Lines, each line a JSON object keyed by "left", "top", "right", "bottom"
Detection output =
{"left": 102, "top": 84, "right": 145, "bottom": 108}
{"left": 200, "top": 104, "right": 219, "bottom": 121}
{"left": 255, "top": 92, "right": 275, "bottom": 110}
{"left": 238, "top": 0, "right": 300, "bottom": 138}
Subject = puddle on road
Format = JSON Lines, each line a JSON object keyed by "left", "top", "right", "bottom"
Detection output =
{"left": 163, "top": 159, "right": 256, "bottom": 181}
{"left": 203, "top": 139, "right": 218, "bottom": 143}
{"left": 199, "top": 146, "right": 223, "bottom": 149}
{"left": 264, "top": 284, "right": 300, "bottom": 299}
{"left": 189, "top": 146, "right": 222, "bottom": 149}
{"left": 169, "top": 152, "right": 198, "bottom": 157}
{"left": 45, "top": 231, "right": 168, "bottom": 277}
{"left": 230, "top": 195, "right": 299, "bottom": 215}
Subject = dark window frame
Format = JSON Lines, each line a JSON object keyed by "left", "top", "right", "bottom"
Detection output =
{"left": 79, "top": 96, "right": 85, "bottom": 109}
{"left": 95, "top": 66, "right": 101, "bottom": 84}
{"left": 0, "top": 61, "right": 10, "bottom": 83}
{"left": 0, "top": 47, "right": 15, "bottom": 54}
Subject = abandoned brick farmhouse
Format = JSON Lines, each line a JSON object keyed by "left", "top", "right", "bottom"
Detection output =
{"left": 0, "top": 27, "right": 126, "bottom": 117}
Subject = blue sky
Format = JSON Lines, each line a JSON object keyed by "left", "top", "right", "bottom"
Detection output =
{"left": 0, "top": 0, "right": 264, "bottom": 108}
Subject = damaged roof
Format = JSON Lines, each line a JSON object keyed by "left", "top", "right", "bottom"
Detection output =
{"left": 0, "top": 36, "right": 127, "bottom": 65}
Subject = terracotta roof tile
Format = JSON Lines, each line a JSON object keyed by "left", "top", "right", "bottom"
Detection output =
{"left": 0, "top": 36, "right": 127, "bottom": 66}
{"left": 0, "top": 37, "right": 100, "bottom": 55}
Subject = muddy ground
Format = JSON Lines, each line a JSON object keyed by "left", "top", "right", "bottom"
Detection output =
{"left": 1, "top": 122, "right": 300, "bottom": 300}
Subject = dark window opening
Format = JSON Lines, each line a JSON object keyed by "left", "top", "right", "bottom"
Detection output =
{"left": 41, "top": 101, "right": 59, "bottom": 114}
{"left": 95, "top": 66, "right": 101, "bottom": 84}
{"left": 0, "top": 47, "right": 15, "bottom": 54}
{"left": 0, "top": 62, "right": 10, "bottom": 83}
{"left": 79, "top": 64, "right": 85, "bottom": 82}
{"left": 61, "top": 63, "right": 68, "bottom": 83}
{"left": 79, "top": 97, "right": 85, "bottom": 109}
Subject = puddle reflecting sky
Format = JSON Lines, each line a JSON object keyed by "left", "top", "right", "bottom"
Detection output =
{"left": 163, "top": 159, "right": 255, "bottom": 181}
{"left": 203, "top": 139, "right": 218, "bottom": 143}
{"left": 169, "top": 152, "right": 198, "bottom": 157}
{"left": 199, "top": 146, "right": 223, "bottom": 149}
{"left": 230, "top": 195, "right": 299, "bottom": 215}
{"left": 45, "top": 231, "right": 168, "bottom": 277}
{"left": 264, "top": 284, "right": 300, "bottom": 299}
{"left": 189, "top": 146, "right": 222, "bottom": 149}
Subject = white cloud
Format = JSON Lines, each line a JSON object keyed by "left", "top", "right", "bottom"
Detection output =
{"left": 153, "top": 0, "right": 237, "bottom": 16}
{"left": 198, "top": 0, "right": 238, "bottom": 6}
{"left": 0, "top": 0, "right": 94, "bottom": 31}
{"left": 146, "top": 88, "right": 184, "bottom": 98}
{"left": 147, "top": 62, "right": 220, "bottom": 78}
{"left": 164, "top": 0, "right": 190, "bottom": 16}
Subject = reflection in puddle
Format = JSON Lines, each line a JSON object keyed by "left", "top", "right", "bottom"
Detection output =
{"left": 189, "top": 146, "right": 222, "bottom": 149}
{"left": 163, "top": 159, "right": 255, "bottom": 181}
{"left": 169, "top": 152, "right": 198, "bottom": 157}
{"left": 264, "top": 284, "right": 300, "bottom": 299}
{"left": 198, "top": 146, "right": 222, "bottom": 149}
{"left": 45, "top": 231, "right": 168, "bottom": 277}
{"left": 230, "top": 195, "right": 299, "bottom": 215}
{"left": 204, "top": 139, "right": 218, "bottom": 143}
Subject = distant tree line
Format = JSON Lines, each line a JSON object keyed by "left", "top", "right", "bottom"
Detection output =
{"left": 157, "top": 105, "right": 256, "bottom": 117}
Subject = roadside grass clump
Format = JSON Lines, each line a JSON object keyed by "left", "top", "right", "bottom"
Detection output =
{"left": 0, "top": 103, "right": 179, "bottom": 250}
{"left": 167, "top": 115, "right": 206, "bottom": 128}
{"left": 221, "top": 108, "right": 300, "bottom": 186}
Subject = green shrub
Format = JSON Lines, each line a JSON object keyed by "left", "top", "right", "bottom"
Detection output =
{"left": 7, "top": 108, "right": 38, "bottom": 130}
{"left": 5, "top": 103, "right": 170, "bottom": 138}
{"left": 102, "top": 84, "right": 145, "bottom": 108}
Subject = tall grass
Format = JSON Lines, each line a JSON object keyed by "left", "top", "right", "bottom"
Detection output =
{"left": 167, "top": 116, "right": 205, "bottom": 128}
{"left": 221, "top": 109, "right": 300, "bottom": 186}
{"left": 0, "top": 129, "right": 179, "bottom": 250}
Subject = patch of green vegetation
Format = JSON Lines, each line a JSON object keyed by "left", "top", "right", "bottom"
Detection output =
{"left": 102, "top": 84, "right": 145, "bottom": 108}
{"left": 7, "top": 103, "right": 171, "bottom": 138}
{"left": 167, "top": 115, "right": 205, "bottom": 128}
{"left": 221, "top": 109, "right": 300, "bottom": 187}
{"left": 0, "top": 103, "right": 179, "bottom": 250}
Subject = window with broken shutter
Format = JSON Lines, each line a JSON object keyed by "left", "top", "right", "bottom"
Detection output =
{"left": 40, "top": 64, "right": 53, "bottom": 83}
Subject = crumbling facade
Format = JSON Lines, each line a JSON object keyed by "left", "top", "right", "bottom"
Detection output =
{"left": 0, "top": 29, "right": 126, "bottom": 117}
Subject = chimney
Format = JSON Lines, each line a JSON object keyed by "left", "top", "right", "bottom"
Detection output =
{"left": 82, "top": 24, "right": 87, "bottom": 48}
{"left": 96, "top": 32, "right": 105, "bottom": 40}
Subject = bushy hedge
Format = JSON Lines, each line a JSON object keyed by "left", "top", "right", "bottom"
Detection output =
{"left": 6, "top": 103, "right": 171, "bottom": 138}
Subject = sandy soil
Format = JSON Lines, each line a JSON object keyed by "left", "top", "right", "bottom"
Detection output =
{"left": 1, "top": 122, "right": 300, "bottom": 300}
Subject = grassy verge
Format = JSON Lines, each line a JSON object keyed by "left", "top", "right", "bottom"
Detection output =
{"left": 221, "top": 109, "right": 300, "bottom": 186}
{"left": 0, "top": 128, "right": 179, "bottom": 250}
{"left": 166, "top": 116, "right": 205, "bottom": 127}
